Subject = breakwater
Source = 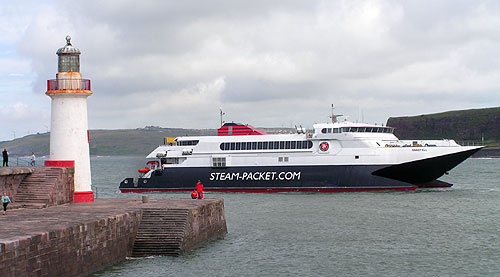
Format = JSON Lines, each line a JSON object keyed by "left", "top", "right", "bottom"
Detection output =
{"left": 0, "top": 166, "right": 74, "bottom": 208}
{"left": 0, "top": 198, "right": 227, "bottom": 276}
{"left": 0, "top": 167, "right": 34, "bottom": 200}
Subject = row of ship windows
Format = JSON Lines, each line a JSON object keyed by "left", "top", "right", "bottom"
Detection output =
{"left": 212, "top": 156, "right": 289, "bottom": 167}
{"left": 220, "top": 141, "right": 314, "bottom": 151}
{"left": 161, "top": 156, "right": 291, "bottom": 167}
{"left": 321, "top": 127, "right": 394, "bottom": 134}
{"left": 177, "top": 140, "right": 199, "bottom": 146}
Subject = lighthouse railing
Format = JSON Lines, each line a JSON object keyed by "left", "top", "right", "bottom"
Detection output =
{"left": 47, "top": 79, "right": 91, "bottom": 91}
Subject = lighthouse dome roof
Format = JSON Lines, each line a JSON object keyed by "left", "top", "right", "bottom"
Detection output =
{"left": 56, "top": 35, "right": 81, "bottom": 55}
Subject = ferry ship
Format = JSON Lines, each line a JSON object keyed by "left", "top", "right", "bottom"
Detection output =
{"left": 119, "top": 114, "right": 482, "bottom": 193}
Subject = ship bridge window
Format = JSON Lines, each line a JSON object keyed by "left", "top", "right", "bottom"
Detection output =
{"left": 322, "top": 128, "right": 338, "bottom": 134}
{"left": 177, "top": 140, "right": 199, "bottom": 146}
{"left": 340, "top": 127, "right": 394, "bottom": 133}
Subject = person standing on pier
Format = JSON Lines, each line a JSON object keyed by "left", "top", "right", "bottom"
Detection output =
{"left": 196, "top": 180, "right": 204, "bottom": 199}
{"left": 2, "top": 148, "right": 8, "bottom": 167}
{"left": 2, "top": 192, "right": 11, "bottom": 215}
{"left": 30, "top": 152, "right": 36, "bottom": 166}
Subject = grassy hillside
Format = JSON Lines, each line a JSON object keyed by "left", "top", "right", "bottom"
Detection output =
{"left": 0, "top": 126, "right": 293, "bottom": 157}
{"left": 387, "top": 107, "right": 500, "bottom": 143}
{"left": 0, "top": 132, "right": 50, "bottom": 157}
{"left": 5, "top": 106, "right": 498, "bottom": 157}
{"left": 89, "top": 127, "right": 216, "bottom": 156}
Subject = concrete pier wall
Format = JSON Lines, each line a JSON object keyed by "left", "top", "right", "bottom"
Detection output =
{"left": 0, "top": 199, "right": 227, "bottom": 276}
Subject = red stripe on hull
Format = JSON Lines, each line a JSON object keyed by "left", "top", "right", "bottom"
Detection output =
{"left": 120, "top": 186, "right": 418, "bottom": 193}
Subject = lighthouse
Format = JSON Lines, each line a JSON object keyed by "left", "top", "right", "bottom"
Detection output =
{"left": 45, "top": 36, "right": 93, "bottom": 202}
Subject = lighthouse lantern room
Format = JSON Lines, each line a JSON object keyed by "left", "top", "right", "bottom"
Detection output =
{"left": 45, "top": 36, "right": 93, "bottom": 202}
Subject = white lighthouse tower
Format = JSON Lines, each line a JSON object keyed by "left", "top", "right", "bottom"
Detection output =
{"left": 45, "top": 36, "right": 93, "bottom": 202}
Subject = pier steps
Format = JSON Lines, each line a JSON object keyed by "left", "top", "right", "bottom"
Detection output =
{"left": 132, "top": 208, "right": 190, "bottom": 257}
{"left": 14, "top": 168, "right": 64, "bottom": 208}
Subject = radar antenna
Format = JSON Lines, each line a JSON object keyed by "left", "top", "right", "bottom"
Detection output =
{"left": 220, "top": 107, "right": 225, "bottom": 127}
{"left": 329, "top": 104, "right": 343, "bottom": 123}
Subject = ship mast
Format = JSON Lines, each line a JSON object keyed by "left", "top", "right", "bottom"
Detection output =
{"left": 220, "top": 107, "right": 225, "bottom": 127}
{"left": 329, "top": 104, "right": 343, "bottom": 123}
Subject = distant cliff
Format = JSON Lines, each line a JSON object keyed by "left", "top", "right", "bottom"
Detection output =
{"left": 387, "top": 107, "right": 500, "bottom": 142}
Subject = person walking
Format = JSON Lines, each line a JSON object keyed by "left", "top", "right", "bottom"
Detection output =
{"left": 2, "top": 192, "right": 12, "bottom": 215}
{"left": 196, "top": 180, "right": 204, "bottom": 199}
{"left": 2, "top": 148, "right": 8, "bottom": 167}
{"left": 30, "top": 152, "right": 36, "bottom": 166}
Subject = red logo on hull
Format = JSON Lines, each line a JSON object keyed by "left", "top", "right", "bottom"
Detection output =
{"left": 320, "top": 142, "right": 329, "bottom": 151}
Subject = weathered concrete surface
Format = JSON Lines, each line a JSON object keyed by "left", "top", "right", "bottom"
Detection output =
{"left": 0, "top": 167, "right": 34, "bottom": 200}
{"left": 0, "top": 167, "right": 74, "bottom": 209}
{"left": 0, "top": 198, "right": 227, "bottom": 277}
{"left": 15, "top": 167, "right": 74, "bottom": 208}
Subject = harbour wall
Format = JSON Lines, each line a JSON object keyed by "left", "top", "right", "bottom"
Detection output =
{"left": 0, "top": 199, "right": 227, "bottom": 276}
{"left": 0, "top": 167, "right": 74, "bottom": 208}
{"left": 184, "top": 198, "right": 227, "bottom": 253}
{"left": 0, "top": 167, "right": 34, "bottom": 199}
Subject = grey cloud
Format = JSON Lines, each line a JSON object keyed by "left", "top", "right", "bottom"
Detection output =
{"left": 6, "top": 0, "right": 500, "bottom": 137}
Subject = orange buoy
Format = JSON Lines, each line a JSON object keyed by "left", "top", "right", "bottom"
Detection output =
{"left": 138, "top": 168, "right": 150, "bottom": 173}
{"left": 191, "top": 191, "right": 198, "bottom": 199}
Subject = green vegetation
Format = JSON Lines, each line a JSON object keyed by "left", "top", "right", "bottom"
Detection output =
{"left": 387, "top": 106, "right": 500, "bottom": 145}
{"left": 0, "top": 126, "right": 293, "bottom": 157}
{"left": 4, "top": 106, "right": 498, "bottom": 157}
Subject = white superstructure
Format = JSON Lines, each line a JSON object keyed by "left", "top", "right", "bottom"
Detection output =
{"left": 146, "top": 121, "right": 466, "bottom": 168}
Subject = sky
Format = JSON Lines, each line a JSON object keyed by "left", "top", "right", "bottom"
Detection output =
{"left": 1, "top": 0, "right": 500, "bottom": 141}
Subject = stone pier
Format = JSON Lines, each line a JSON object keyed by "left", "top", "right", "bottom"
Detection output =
{"left": 0, "top": 167, "right": 35, "bottom": 200}
{"left": 0, "top": 167, "right": 74, "bottom": 208}
{"left": 0, "top": 198, "right": 227, "bottom": 276}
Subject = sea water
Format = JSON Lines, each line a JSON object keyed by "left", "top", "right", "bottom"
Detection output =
{"left": 89, "top": 157, "right": 500, "bottom": 276}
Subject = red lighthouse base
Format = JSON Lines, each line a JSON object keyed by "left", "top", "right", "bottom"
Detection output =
{"left": 44, "top": 160, "right": 94, "bottom": 203}
{"left": 73, "top": 191, "right": 94, "bottom": 203}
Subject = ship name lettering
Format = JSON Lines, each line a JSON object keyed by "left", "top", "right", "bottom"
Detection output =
{"left": 210, "top": 171, "right": 301, "bottom": 181}
{"left": 209, "top": 172, "right": 220, "bottom": 181}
